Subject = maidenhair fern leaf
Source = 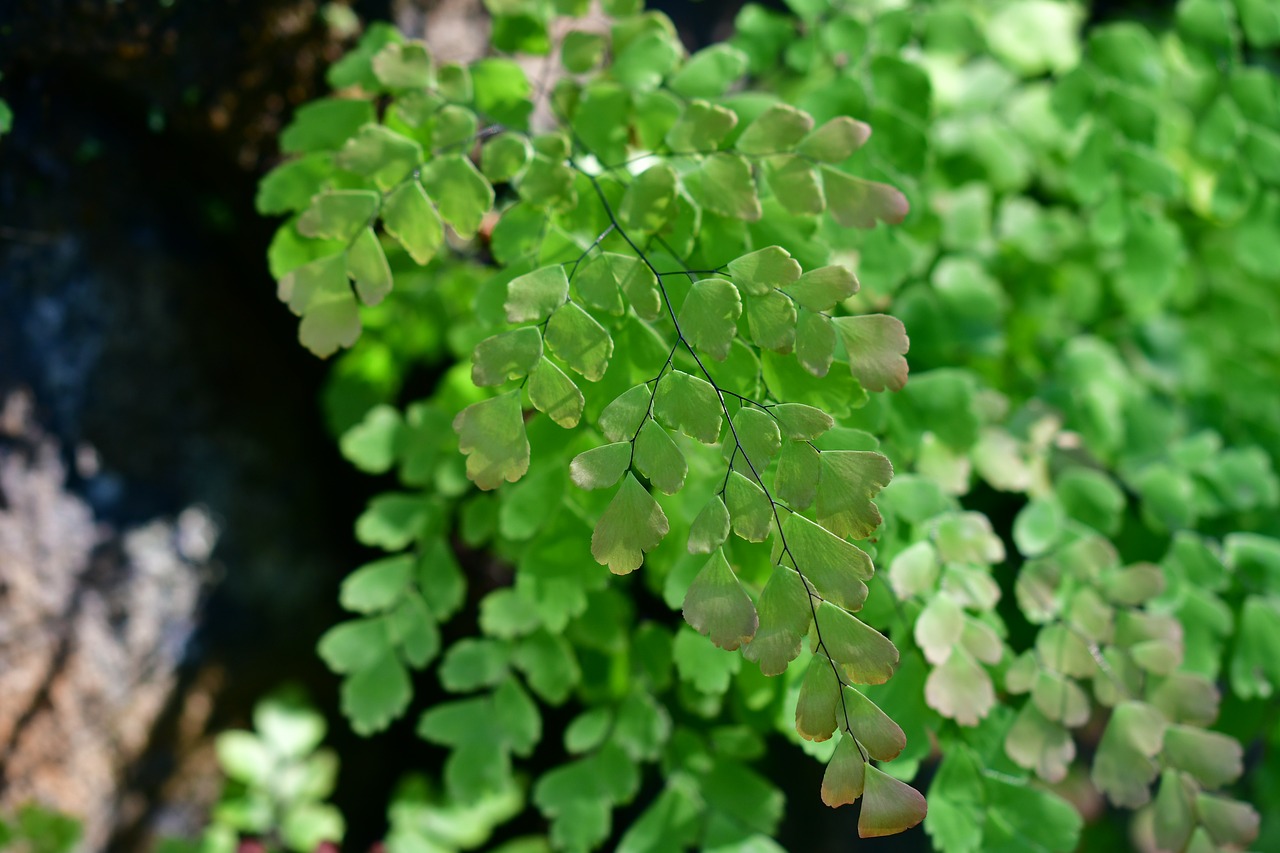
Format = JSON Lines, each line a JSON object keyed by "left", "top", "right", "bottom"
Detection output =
{"left": 453, "top": 392, "right": 531, "bottom": 490}
{"left": 591, "top": 473, "right": 669, "bottom": 574}
{"left": 682, "top": 548, "right": 759, "bottom": 650}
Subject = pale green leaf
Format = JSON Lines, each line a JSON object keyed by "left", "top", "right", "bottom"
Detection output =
{"left": 689, "top": 496, "right": 731, "bottom": 554}
{"left": 423, "top": 154, "right": 494, "bottom": 239}
{"left": 298, "top": 190, "right": 380, "bottom": 241}
{"left": 796, "top": 310, "right": 836, "bottom": 377}
{"left": 482, "top": 133, "right": 532, "bottom": 183}
{"left": 666, "top": 100, "right": 738, "bottom": 153}
{"left": 736, "top": 103, "right": 814, "bottom": 154}
{"left": 340, "top": 554, "right": 413, "bottom": 614}
{"left": 727, "top": 246, "right": 801, "bottom": 296}
{"left": 686, "top": 153, "right": 761, "bottom": 220}
{"left": 815, "top": 600, "right": 899, "bottom": 685}
{"left": 545, "top": 302, "right": 614, "bottom": 381}
{"left": 833, "top": 315, "right": 910, "bottom": 392}
{"left": 506, "top": 265, "right": 570, "bottom": 323}
{"left": 529, "top": 357, "right": 584, "bottom": 428}
{"left": 821, "top": 734, "right": 867, "bottom": 807}
{"left": 570, "top": 442, "right": 632, "bottom": 491}
{"left": 783, "top": 513, "right": 871, "bottom": 611}
{"left": 823, "top": 169, "right": 910, "bottom": 228}
{"left": 453, "top": 391, "right": 530, "bottom": 490}
{"left": 668, "top": 43, "right": 748, "bottom": 99}
{"left": 773, "top": 403, "right": 832, "bottom": 440}
{"left": 842, "top": 685, "right": 906, "bottom": 761}
{"left": 372, "top": 40, "right": 433, "bottom": 88}
{"left": 621, "top": 163, "right": 679, "bottom": 232}
{"left": 815, "top": 450, "right": 894, "bottom": 540}
{"left": 858, "top": 765, "right": 926, "bottom": 837}
{"left": 682, "top": 548, "right": 759, "bottom": 650}
{"left": 472, "top": 327, "right": 543, "bottom": 387}
{"left": 345, "top": 228, "right": 392, "bottom": 305}
{"left": 634, "top": 420, "right": 687, "bottom": 495}
{"left": 745, "top": 291, "right": 797, "bottom": 351}
{"left": 591, "top": 473, "right": 669, "bottom": 574}
{"left": 784, "top": 265, "right": 858, "bottom": 312}
{"left": 796, "top": 654, "right": 840, "bottom": 741}
{"left": 925, "top": 647, "right": 996, "bottom": 725}
{"left": 600, "top": 384, "right": 652, "bottom": 442}
{"left": 678, "top": 278, "right": 742, "bottom": 360}
{"left": 726, "top": 470, "right": 773, "bottom": 542}
{"left": 335, "top": 124, "right": 422, "bottom": 190}
{"left": 775, "top": 439, "right": 820, "bottom": 509}
{"left": 654, "top": 370, "right": 723, "bottom": 443}
{"left": 765, "top": 155, "right": 825, "bottom": 215}
{"left": 798, "top": 116, "right": 871, "bottom": 162}
{"left": 381, "top": 181, "right": 444, "bottom": 265}
{"left": 743, "top": 566, "right": 812, "bottom": 675}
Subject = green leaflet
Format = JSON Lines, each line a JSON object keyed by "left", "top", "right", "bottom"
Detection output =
{"left": 681, "top": 548, "right": 759, "bottom": 650}
{"left": 822, "top": 168, "right": 910, "bottom": 228}
{"left": 381, "top": 181, "right": 444, "bottom": 265}
{"left": 858, "top": 764, "right": 927, "bottom": 838}
{"left": 453, "top": 392, "right": 530, "bottom": 491}
{"left": 799, "top": 116, "right": 871, "bottom": 162}
{"left": 685, "top": 152, "right": 762, "bottom": 220}
{"left": 506, "top": 265, "right": 570, "bottom": 323}
{"left": 821, "top": 734, "right": 866, "bottom": 807}
{"left": 742, "top": 566, "right": 811, "bottom": 675}
{"left": 678, "top": 278, "right": 742, "bottom": 360}
{"left": 726, "top": 245, "right": 801, "bottom": 295}
{"left": 736, "top": 103, "right": 814, "bottom": 155}
{"left": 545, "top": 302, "right": 614, "bottom": 381}
{"left": 278, "top": 254, "right": 361, "bottom": 358}
{"left": 832, "top": 314, "right": 911, "bottom": 392}
{"left": 688, "top": 496, "right": 731, "bottom": 554}
{"left": 335, "top": 124, "right": 422, "bottom": 190}
{"left": 815, "top": 600, "right": 899, "bottom": 685}
{"left": 620, "top": 163, "right": 678, "bottom": 232}
{"left": 471, "top": 327, "right": 543, "bottom": 387}
{"left": 633, "top": 420, "right": 687, "bottom": 495}
{"left": 346, "top": 228, "right": 392, "bottom": 305}
{"left": 666, "top": 100, "right": 738, "bottom": 152}
{"left": 725, "top": 470, "right": 773, "bottom": 542}
{"left": 591, "top": 473, "right": 669, "bottom": 574}
{"left": 795, "top": 654, "right": 841, "bottom": 742}
{"left": 815, "top": 451, "right": 894, "bottom": 540}
{"left": 782, "top": 513, "right": 871, "bottom": 611}
{"left": 745, "top": 291, "right": 797, "bottom": 351}
{"left": 785, "top": 265, "right": 858, "bottom": 312}
{"left": 422, "top": 154, "right": 494, "bottom": 239}
{"left": 528, "top": 357, "right": 584, "bottom": 428}
{"left": 654, "top": 370, "right": 723, "bottom": 444}
{"left": 298, "top": 190, "right": 380, "bottom": 241}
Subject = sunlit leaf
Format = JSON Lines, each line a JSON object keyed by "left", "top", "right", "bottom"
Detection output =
{"left": 570, "top": 442, "right": 632, "bottom": 491}
{"left": 545, "top": 302, "right": 614, "bottom": 381}
{"left": 506, "top": 265, "right": 570, "bottom": 323}
{"left": 689, "top": 496, "right": 731, "bottom": 554}
{"left": 454, "top": 391, "right": 530, "bottom": 490}
{"left": 679, "top": 278, "right": 742, "bottom": 360}
{"left": 654, "top": 370, "right": 723, "bottom": 443}
{"left": 815, "top": 600, "right": 898, "bottom": 685}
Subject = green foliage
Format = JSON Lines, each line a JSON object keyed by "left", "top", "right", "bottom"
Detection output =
{"left": 0, "top": 805, "right": 81, "bottom": 853}
{"left": 198, "top": 688, "right": 346, "bottom": 853}
{"left": 259, "top": 0, "right": 1280, "bottom": 850}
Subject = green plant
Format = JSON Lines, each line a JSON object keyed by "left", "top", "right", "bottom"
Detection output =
{"left": 257, "top": 0, "right": 1280, "bottom": 851}
{"left": 197, "top": 688, "right": 345, "bottom": 852}
{"left": 0, "top": 805, "right": 81, "bottom": 853}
